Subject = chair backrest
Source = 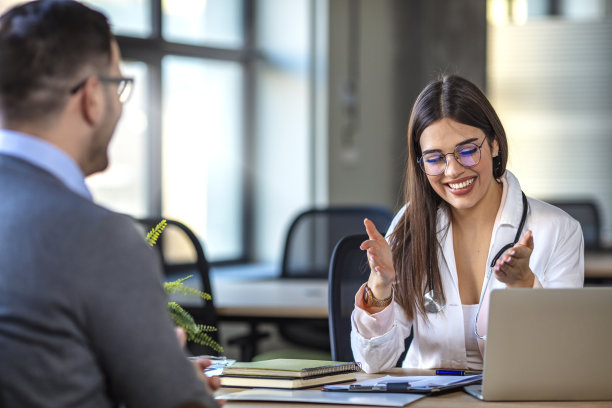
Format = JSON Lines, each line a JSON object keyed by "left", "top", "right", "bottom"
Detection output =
{"left": 328, "top": 233, "right": 370, "bottom": 362}
{"left": 135, "top": 217, "right": 219, "bottom": 348}
{"left": 546, "top": 200, "right": 602, "bottom": 250}
{"left": 281, "top": 206, "right": 393, "bottom": 279}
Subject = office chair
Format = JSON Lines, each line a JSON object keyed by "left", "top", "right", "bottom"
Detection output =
{"left": 328, "top": 234, "right": 370, "bottom": 361}
{"left": 134, "top": 217, "right": 267, "bottom": 358}
{"left": 545, "top": 200, "right": 602, "bottom": 250}
{"left": 328, "top": 233, "right": 412, "bottom": 364}
{"left": 282, "top": 206, "right": 394, "bottom": 279}
{"left": 279, "top": 206, "right": 394, "bottom": 351}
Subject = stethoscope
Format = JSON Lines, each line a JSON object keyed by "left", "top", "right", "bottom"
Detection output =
{"left": 423, "top": 191, "right": 529, "bottom": 341}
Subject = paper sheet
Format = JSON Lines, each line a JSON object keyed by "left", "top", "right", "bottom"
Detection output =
{"left": 218, "top": 389, "right": 425, "bottom": 407}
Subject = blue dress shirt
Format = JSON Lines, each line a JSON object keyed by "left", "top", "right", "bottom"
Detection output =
{"left": 0, "top": 129, "right": 92, "bottom": 200}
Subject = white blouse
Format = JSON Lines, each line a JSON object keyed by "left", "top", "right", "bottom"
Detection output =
{"left": 462, "top": 304, "right": 483, "bottom": 370}
{"left": 351, "top": 171, "right": 584, "bottom": 373}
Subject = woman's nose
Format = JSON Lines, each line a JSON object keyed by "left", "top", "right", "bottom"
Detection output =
{"left": 444, "top": 154, "right": 464, "bottom": 177}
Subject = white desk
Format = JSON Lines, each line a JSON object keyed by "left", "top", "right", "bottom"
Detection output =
{"left": 213, "top": 279, "right": 328, "bottom": 319}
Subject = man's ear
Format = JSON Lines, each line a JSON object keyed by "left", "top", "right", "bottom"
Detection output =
{"left": 80, "top": 77, "right": 104, "bottom": 126}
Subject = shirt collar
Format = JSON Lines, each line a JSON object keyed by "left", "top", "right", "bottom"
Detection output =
{"left": 498, "top": 170, "right": 526, "bottom": 230}
{"left": 0, "top": 129, "right": 93, "bottom": 200}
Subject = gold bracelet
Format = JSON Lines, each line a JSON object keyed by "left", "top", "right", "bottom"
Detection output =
{"left": 363, "top": 282, "right": 393, "bottom": 307}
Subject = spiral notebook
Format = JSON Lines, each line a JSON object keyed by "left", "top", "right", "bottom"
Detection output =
{"left": 220, "top": 359, "right": 361, "bottom": 389}
{"left": 222, "top": 359, "right": 361, "bottom": 378}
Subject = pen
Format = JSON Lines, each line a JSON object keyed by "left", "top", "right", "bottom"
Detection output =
{"left": 349, "top": 382, "right": 412, "bottom": 392}
{"left": 379, "top": 382, "right": 412, "bottom": 392}
{"left": 435, "top": 369, "right": 481, "bottom": 376}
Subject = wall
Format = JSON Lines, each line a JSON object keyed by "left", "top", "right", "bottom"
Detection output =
{"left": 325, "top": 0, "right": 487, "bottom": 213}
{"left": 250, "top": 0, "right": 488, "bottom": 262}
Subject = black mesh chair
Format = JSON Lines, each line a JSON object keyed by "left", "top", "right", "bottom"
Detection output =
{"left": 328, "top": 233, "right": 413, "bottom": 364}
{"left": 135, "top": 217, "right": 267, "bottom": 358}
{"left": 546, "top": 200, "right": 602, "bottom": 250}
{"left": 282, "top": 206, "right": 394, "bottom": 279}
{"left": 279, "top": 206, "right": 393, "bottom": 351}
{"left": 135, "top": 218, "right": 220, "bottom": 355}
{"left": 328, "top": 234, "right": 370, "bottom": 361}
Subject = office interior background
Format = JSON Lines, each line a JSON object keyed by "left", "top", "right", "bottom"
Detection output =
{"left": 1, "top": 0, "right": 610, "bottom": 354}
{"left": 1, "top": 0, "right": 609, "bottom": 264}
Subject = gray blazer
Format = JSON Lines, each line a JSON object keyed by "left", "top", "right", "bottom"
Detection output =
{"left": 0, "top": 155, "right": 218, "bottom": 408}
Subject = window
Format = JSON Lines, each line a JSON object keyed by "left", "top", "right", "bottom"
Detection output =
{"left": 85, "top": 0, "right": 252, "bottom": 262}
{"left": 83, "top": 0, "right": 317, "bottom": 264}
{"left": 87, "top": 61, "right": 149, "bottom": 217}
{"left": 162, "top": 57, "right": 244, "bottom": 260}
{"left": 487, "top": 0, "right": 612, "bottom": 245}
{"left": 163, "top": 0, "right": 244, "bottom": 47}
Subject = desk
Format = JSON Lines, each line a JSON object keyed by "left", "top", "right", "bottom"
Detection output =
{"left": 216, "top": 368, "right": 612, "bottom": 407}
{"left": 213, "top": 279, "right": 328, "bottom": 320}
{"left": 208, "top": 277, "right": 328, "bottom": 360}
{"left": 585, "top": 251, "right": 612, "bottom": 280}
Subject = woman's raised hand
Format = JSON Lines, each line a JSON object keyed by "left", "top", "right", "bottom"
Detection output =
{"left": 360, "top": 218, "right": 395, "bottom": 298}
{"left": 493, "top": 230, "right": 535, "bottom": 287}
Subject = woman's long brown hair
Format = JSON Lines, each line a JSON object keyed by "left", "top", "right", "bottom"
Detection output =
{"left": 389, "top": 74, "right": 509, "bottom": 321}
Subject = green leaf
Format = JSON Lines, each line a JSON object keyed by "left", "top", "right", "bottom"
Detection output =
{"left": 146, "top": 219, "right": 167, "bottom": 247}
{"left": 164, "top": 275, "right": 211, "bottom": 301}
{"left": 143, "top": 220, "right": 222, "bottom": 354}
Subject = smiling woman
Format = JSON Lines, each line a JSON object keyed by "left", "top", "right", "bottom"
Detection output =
{"left": 351, "top": 74, "right": 584, "bottom": 374}
{"left": 418, "top": 119, "right": 500, "bottom": 214}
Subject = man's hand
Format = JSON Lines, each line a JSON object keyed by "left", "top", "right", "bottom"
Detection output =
{"left": 175, "top": 328, "right": 223, "bottom": 404}
{"left": 190, "top": 357, "right": 222, "bottom": 392}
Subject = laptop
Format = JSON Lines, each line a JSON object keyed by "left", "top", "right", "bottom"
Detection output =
{"left": 464, "top": 287, "right": 612, "bottom": 401}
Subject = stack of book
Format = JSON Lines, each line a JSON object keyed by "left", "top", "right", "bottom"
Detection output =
{"left": 219, "top": 358, "right": 361, "bottom": 389}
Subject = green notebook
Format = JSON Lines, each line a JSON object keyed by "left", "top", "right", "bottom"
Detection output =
{"left": 221, "top": 359, "right": 361, "bottom": 378}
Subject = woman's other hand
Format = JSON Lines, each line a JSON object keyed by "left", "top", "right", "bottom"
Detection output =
{"left": 360, "top": 218, "right": 395, "bottom": 299}
{"left": 494, "top": 230, "right": 535, "bottom": 287}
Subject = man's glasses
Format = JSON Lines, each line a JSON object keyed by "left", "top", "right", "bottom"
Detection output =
{"left": 70, "top": 75, "right": 134, "bottom": 103}
{"left": 417, "top": 138, "right": 487, "bottom": 176}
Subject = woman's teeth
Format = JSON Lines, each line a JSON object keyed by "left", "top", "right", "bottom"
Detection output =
{"left": 448, "top": 178, "right": 475, "bottom": 189}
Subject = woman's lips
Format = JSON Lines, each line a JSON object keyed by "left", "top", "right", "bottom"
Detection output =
{"left": 446, "top": 177, "right": 476, "bottom": 195}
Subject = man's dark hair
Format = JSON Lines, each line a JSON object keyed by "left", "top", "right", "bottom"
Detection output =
{"left": 0, "top": 0, "right": 113, "bottom": 125}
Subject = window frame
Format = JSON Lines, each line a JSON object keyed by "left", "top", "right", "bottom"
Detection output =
{"left": 115, "top": 0, "right": 257, "bottom": 265}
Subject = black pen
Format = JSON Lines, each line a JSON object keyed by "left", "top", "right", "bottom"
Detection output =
{"left": 435, "top": 369, "right": 481, "bottom": 376}
{"left": 349, "top": 382, "right": 412, "bottom": 392}
{"left": 382, "top": 382, "right": 413, "bottom": 392}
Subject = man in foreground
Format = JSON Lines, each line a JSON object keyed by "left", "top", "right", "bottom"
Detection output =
{"left": 0, "top": 1, "right": 219, "bottom": 406}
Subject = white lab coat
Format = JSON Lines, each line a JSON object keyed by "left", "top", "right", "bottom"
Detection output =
{"left": 351, "top": 171, "right": 584, "bottom": 373}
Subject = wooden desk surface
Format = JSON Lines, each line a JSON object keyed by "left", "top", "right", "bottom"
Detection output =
{"left": 216, "top": 368, "right": 612, "bottom": 407}
{"left": 213, "top": 278, "right": 328, "bottom": 319}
